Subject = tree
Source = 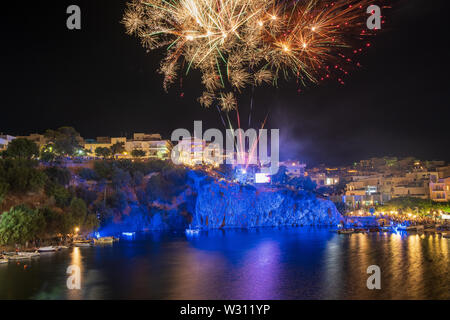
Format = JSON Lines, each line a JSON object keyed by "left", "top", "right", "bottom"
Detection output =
{"left": 271, "top": 166, "right": 289, "bottom": 185}
{"left": 46, "top": 183, "right": 72, "bottom": 207}
{"left": 40, "top": 145, "right": 56, "bottom": 163}
{"left": 83, "top": 214, "right": 99, "bottom": 233}
{"left": 93, "top": 161, "right": 113, "bottom": 179}
{"left": 44, "top": 166, "right": 72, "bottom": 186}
{"left": 4, "top": 138, "right": 39, "bottom": 160}
{"left": 78, "top": 168, "right": 99, "bottom": 181}
{"left": 111, "top": 167, "right": 131, "bottom": 189}
{"left": 95, "top": 147, "right": 112, "bottom": 159}
{"left": 334, "top": 201, "right": 347, "bottom": 215}
{"left": 0, "top": 159, "right": 47, "bottom": 193}
{"left": 69, "top": 197, "right": 88, "bottom": 228}
{"left": 131, "top": 149, "right": 146, "bottom": 158}
{"left": 110, "top": 142, "right": 126, "bottom": 156}
{"left": 44, "top": 127, "right": 83, "bottom": 157}
{"left": 0, "top": 181, "right": 8, "bottom": 205}
{"left": 0, "top": 205, "right": 46, "bottom": 245}
{"left": 288, "top": 176, "right": 317, "bottom": 192}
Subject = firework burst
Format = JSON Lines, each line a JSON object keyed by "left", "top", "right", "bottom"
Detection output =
{"left": 123, "top": 0, "right": 379, "bottom": 106}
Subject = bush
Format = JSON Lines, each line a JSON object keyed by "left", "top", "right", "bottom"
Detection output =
{"left": 69, "top": 197, "right": 87, "bottom": 227}
{"left": 106, "top": 190, "right": 128, "bottom": 211}
{"left": 46, "top": 183, "right": 72, "bottom": 207}
{"left": 78, "top": 168, "right": 99, "bottom": 181}
{"left": 132, "top": 171, "right": 144, "bottom": 186}
{"left": 0, "top": 181, "right": 8, "bottom": 205}
{"left": 145, "top": 169, "right": 188, "bottom": 203}
{"left": 39, "top": 207, "right": 70, "bottom": 236}
{"left": 74, "top": 186, "right": 98, "bottom": 206}
{"left": 93, "top": 161, "right": 113, "bottom": 180}
{"left": 288, "top": 176, "right": 317, "bottom": 192}
{"left": 0, "top": 205, "right": 46, "bottom": 245}
{"left": 4, "top": 138, "right": 39, "bottom": 160}
{"left": 0, "top": 159, "right": 47, "bottom": 193}
{"left": 83, "top": 214, "right": 99, "bottom": 233}
{"left": 44, "top": 166, "right": 72, "bottom": 186}
{"left": 111, "top": 167, "right": 131, "bottom": 189}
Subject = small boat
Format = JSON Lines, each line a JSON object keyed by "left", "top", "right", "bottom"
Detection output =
{"left": 94, "top": 237, "right": 114, "bottom": 244}
{"left": 74, "top": 240, "right": 92, "bottom": 247}
{"left": 338, "top": 228, "right": 355, "bottom": 234}
{"left": 38, "top": 246, "right": 58, "bottom": 253}
{"left": 405, "top": 225, "right": 424, "bottom": 232}
{"left": 442, "top": 233, "right": 450, "bottom": 239}
{"left": 8, "top": 252, "right": 40, "bottom": 260}
{"left": 57, "top": 245, "right": 69, "bottom": 250}
{"left": 185, "top": 225, "right": 201, "bottom": 236}
{"left": 396, "top": 224, "right": 423, "bottom": 232}
{"left": 0, "top": 257, "right": 8, "bottom": 264}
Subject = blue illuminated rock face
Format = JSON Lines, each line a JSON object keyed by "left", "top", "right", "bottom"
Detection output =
{"left": 192, "top": 181, "right": 343, "bottom": 228}
{"left": 95, "top": 169, "right": 342, "bottom": 234}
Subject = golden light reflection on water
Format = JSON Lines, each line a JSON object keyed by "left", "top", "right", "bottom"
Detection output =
{"left": 324, "top": 233, "right": 450, "bottom": 299}
{"left": 67, "top": 247, "right": 82, "bottom": 299}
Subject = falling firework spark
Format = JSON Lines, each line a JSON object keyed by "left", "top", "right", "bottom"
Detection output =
{"left": 123, "top": 0, "right": 380, "bottom": 104}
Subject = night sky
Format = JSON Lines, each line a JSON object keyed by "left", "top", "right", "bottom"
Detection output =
{"left": 1, "top": 0, "right": 449, "bottom": 166}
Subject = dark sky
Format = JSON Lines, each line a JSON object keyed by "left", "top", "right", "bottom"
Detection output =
{"left": 1, "top": 0, "right": 449, "bottom": 166}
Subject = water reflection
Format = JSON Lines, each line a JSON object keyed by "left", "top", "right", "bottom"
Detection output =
{"left": 0, "top": 229, "right": 448, "bottom": 299}
{"left": 67, "top": 247, "right": 82, "bottom": 299}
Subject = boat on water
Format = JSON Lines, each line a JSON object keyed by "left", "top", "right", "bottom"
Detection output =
{"left": 8, "top": 252, "right": 40, "bottom": 260}
{"left": 57, "top": 245, "right": 69, "bottom": 250}
{"left": 406, "top": 225, "right": 424, "bottom": 232}
{"left": 38, "top": 246, "right": 58, "bottom": 253}
{"left": 338, "top": 228, "right": 355, "bottom": 234}
{"left": 0, "top": 257, "right": 8, "bottom": 264}
{"left": 74, "top": 240, "right": 92, "bottom": 247}
{"left": 396, "top": 224, "right": 424, "bottom": 232}
{"left": 442, "top": 233, "right": 450, "bottom": 239}
{"left": 94, "top": 237, "right": 114, "bottom": 244}
{"left": 185, "top": 225, "right": 201, "bottom": 236}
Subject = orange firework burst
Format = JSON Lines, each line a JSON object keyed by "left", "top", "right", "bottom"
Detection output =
{"left": 123, "top": 0, "right": 380, "bottom": 109}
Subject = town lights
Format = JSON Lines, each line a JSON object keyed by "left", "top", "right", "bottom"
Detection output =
{"left": 74, "top": 227, "right": 80, "bottom": 233}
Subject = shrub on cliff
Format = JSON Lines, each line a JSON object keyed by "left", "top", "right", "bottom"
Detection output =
{"left": 111, "top": 167, "right": 132, "bottom": 189}
{"left": 39, "top": 207, "right": 72, "bottom": 236}
{"left": 271, "top": 166, "right": 290, "bottom": 185}
{"left": 3, "top": 138, "right": 39, "bottom": 160}
{"left": 288, "top": 176, "right": 317, "bottom": 192}
{"left": 74, "top": 186, "right": 98, "bottom": 206}
{"left": 0, "top": 159, "right": 47, "bottom": 193}
{"left": 145, "top": 167, "right": 188, "bottom": 202}
{"left": 78, "top": 168, "right": 99, "bottom": 181}
{"left": 45, "top": 183, "right": 72, "bottom": 207}
{"left": 44, "top": 166, "right": 72, "bottom": 186}
{"left": 93, "top": 161, "right": 114, "bottom": 180}
{"left": 0, "top": 205, "right": 46, "bottom": 245}
{"left": 0, "top": 182, "right": 8, "bottom": 205}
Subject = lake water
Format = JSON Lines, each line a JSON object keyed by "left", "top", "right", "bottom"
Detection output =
{"left": 1, "top": 228, "right": 449, "bottom": 299}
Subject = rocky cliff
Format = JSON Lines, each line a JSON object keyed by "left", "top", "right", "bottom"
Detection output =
{"left": 97, "top": 170, "right": 343, "bottom": 234}
{"left": 192, "top": 179, "right": 343, "bottom": 228}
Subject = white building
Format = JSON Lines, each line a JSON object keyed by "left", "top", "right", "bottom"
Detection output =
{"left": 280, "top": 160, "right": 306, "bottom": 178}
{"left": 0, "top": 135, "right": 15, "bottom": 151}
